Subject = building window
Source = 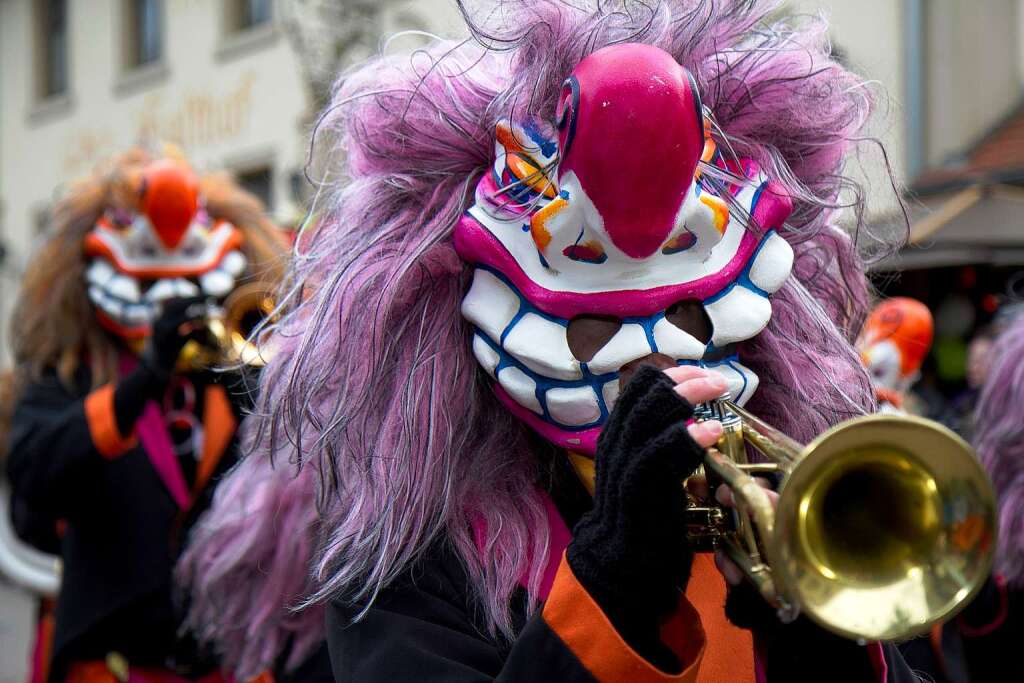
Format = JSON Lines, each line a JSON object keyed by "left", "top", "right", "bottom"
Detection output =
{"left": 229, "top": 0, "right": 272, "bottom": 32}
{"left": 125, "top": 0, "right": 163, "bottom": 69}
{"left": 236, "top": 166, "right": 274, "bottom": 211}
{"left": 35, "top": 0, "right": 69, "bottom": 99}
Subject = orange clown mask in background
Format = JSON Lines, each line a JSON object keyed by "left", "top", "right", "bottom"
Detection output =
{"left": 83, "top": 158, "right": 248, "bottom": 340}
{"left": 857, "top": 297, "right": 934, "bottom": 411}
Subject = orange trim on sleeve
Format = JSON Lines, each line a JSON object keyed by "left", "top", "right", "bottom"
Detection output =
{"left": 84, "top": 384, "right": 137, "bottom": 459}
{"left": 685, "top": 554, "right": 755, "bottom": 683}
{"left": 192, "top": 384, "right": 238, "bottom": 497}
{"left": 542, "top": 553, "right": 706, "bottom": 683}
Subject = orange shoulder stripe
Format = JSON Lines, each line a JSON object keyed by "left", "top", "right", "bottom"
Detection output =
{"left": 84, "top": 384, "right": 137, "bottom": 459}
{"left": 542, "top": 553, "right": 706, "bottom": 683}
{"left": 192, "top": 384, "right": 238, "bottom": 497}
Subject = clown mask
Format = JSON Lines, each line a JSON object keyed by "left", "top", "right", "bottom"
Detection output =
{"left": 83, "top": 159, "right": 247, "bottom": 341}
{"left": 455, "top": 43, "right": 795, "bottom": 455}
{"left": 858, "top": 297, "right": 934, "bottom": 404}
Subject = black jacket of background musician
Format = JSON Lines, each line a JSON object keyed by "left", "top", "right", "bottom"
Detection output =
{"left": 5, "top": 366, "right": 245, "bottom": 682}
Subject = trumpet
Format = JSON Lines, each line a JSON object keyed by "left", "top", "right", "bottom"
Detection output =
{"left": 178, "top": 282, "right": 276, "bottom": 370}
{"left": 690, "top": 400, "right": 996, "bottom": 641}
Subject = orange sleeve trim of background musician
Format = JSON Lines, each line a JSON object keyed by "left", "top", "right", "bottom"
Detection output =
{"left": 542, "top": 553, "right": 706, "bottom": 683}
{"left": 84, "top": 384, "right": 137, "bottom": 459}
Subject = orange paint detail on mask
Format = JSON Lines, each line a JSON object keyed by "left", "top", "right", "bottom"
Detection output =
{"left": 699, "top": 194, "right": 730, "bottom": 234}
{"left": 530, "top": 196, "right": 568, "bottom": 252}
{"left": 497, "top": 122, "right": 558, "bottom": 199}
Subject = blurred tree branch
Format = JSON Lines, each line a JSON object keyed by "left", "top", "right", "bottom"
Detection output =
{"left": 277, "top": 0, "right": 398, "bottom": 115}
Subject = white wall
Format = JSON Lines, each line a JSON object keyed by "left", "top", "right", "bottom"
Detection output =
{"left": 0, "top": 0, "right": 461, "bottom": 364}
{"left": 925, "top": 0, "right": 1020, "bottom": 167}
{"left": 786, "top": 0, "right": 907, "bottom": 219}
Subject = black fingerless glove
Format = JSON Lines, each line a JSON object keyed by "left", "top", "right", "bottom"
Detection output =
{"left": 567, "top": 366, "right": 706, "bottom": 672}
{"left": 725, "top": 582, "right": 878, "bottom": 682}
{"left": 112, "top": 296, "right": 206, "bottom": 435}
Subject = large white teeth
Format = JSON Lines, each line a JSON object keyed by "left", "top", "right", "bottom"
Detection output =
{"left": 220, "top": 250, "right": 247, "bottom": 277}
{"left": 173, "top": 278, "right": 200, "bottom": 298}
{"left": 86, "top": 260, "right": 115, "bottom": 286}
{"left": 748, "top": 232, "right": 793, "bottom": 294}
{"left": 87, "top": 283, "right": 122, "bottom": 319}
{"left": 461, "top": 270, "right": 521, "bottom": 342}
{"left": 106, "top": 275, "right": 141, "bottom": 303}
{"left": 100, "top": 294, "right": 124, "bottom": 319}
{"left": 146, "top": 278, "right": 199, "bottom": 302}
{"left": 586, "top": 324, "right": 651, "bottom": 375}
{"left": 502, "top": 312, "right": 582, "bottom": 380}
{"left": 471, "top": 334, "right": 500, "bottom": 376}
{"left": 123, "top": 304, "right": 151, "bottom": 327}
{"left": 497, "top": 366, "right": 542, "bottom": 414}
{"left": 651, "top": 318, "right": 706, "bottom": 359}
{"left": 704, "top": 360, "right": 760, "bottom": 405}
{"left": 145, "top": 279, "right": 177, "bottom": 302}
{"left": 199, "top": 270, "right": 234, "bottom": 298}
{"left": 705, "top": 287, "right": 772, "bottom": 347}
{"left": 546, "top": 386, "right": 601, "bottom": 426}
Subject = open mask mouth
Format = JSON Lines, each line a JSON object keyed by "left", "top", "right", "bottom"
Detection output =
{"left": 462, "top": 262, "right": 776, "bottom": 454}
{"left": 86, "top": 249, "right": 247, "bottom": 337}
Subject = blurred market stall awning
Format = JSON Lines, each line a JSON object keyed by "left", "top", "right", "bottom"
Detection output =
{"left": 876, "top": 103, "right": 1024, "bottom": 271}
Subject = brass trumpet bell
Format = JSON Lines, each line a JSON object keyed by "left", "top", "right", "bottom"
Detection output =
{"left": 696, "top": 402, "right": 996, "bottom": 642}
{"left": 177, "top": 282, "right": 276, "bottom": 371}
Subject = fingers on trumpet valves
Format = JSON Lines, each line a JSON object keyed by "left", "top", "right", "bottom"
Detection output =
{"left": 664, "top": 366, "right": 729, "bottom": 406}
{"left": 662, "top": 366, "right": 727, "bottom": 447}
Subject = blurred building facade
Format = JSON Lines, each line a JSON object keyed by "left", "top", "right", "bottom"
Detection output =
{"left": 792, "top": 0, "right": 1024, "bottom": 396}
{"left": 0, "top": 0, "right": 459, "bottom": 365}
{"left": 3, "top": 0, "right": 1024, "bottom": 366}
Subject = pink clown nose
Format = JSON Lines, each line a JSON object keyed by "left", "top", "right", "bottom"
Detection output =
{"left": 556, "top": 44, "right": 704, "bottom": 259}
{"left": 141, "top": 160, "right": 199, "bottom": 250}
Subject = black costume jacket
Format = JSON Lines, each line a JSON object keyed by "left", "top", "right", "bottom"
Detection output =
{"left": 327, "top": 460, "right": 918, "bottom": 683}
{"left": 6, "top": 366, "right": 245, "bottom": 682}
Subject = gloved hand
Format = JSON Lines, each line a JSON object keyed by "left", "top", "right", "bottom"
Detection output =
{"left": 113, "top": 296, "right": 207, "bottom": 435}
{"left": 143, "top": 296, "right": 209, "bottom": 379}
{"left": 567, "top": 365, "right": 725, "bottom": 671}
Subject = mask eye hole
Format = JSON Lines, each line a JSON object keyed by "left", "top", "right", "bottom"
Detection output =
{"left": 567, "top": 315, "right": 622, "bottom": 363}
{"left": 665, "top": 300, "right": 713, "bottom": 345}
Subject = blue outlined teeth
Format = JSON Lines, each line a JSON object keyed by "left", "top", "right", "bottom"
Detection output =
{"left": 705, "top": 287, "right": 772, "bottom": 347}
{"left": 601, "top": 380, "right": 620, "bottom": 412}
{"left": 461, "top": 269, "right": 522, "bottom": 342}
{"left": 503, "top": 312, "right": 582, "bottom": 380}
{"left": 547, "top": 385, "right": 602, "bottom": 426}
{"left": 497, "top": 366, "right": 543, "bottom": 414}
{"left": 472, "top": 334, "right": 501, "bottom": 376}
{"left": 748, "top": 232, "right": 793, "bottom": 293}
{"left": 586, "top": 324, "right": 653, "bottom": 375}
{"left": 651, "top": 317, "right": 706, "bottom": 359}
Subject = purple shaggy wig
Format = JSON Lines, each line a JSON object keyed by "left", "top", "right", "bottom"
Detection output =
{"left": 974, "top": 315, "right": 1024, "bottom": 587}
{"left": 177, "top": 432, "right": 324, "bottom": 679}
{"left": 236, "top": 0, "right": 894, "bottom": 643}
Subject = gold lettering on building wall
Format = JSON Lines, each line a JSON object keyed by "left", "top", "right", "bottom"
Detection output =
{"left": 137, "top": 72, "right": 256, "bottom": 148}
{"left": 62, "top": 72, "right": 256, "bottom": 175}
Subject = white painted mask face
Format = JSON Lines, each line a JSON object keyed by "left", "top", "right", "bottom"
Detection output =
{"left": 454, "top": 45, "right": 795, "bottom": 455}
{"left": 862, "top": 341, "right": 904, "bottom": 393}
{"left": 83, "top": 160, "right": 247, "bottom": 340}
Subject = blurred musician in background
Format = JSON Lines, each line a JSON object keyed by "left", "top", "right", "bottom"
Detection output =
{"left": 3, "top": 148, "right": 285, "bottom": 683}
